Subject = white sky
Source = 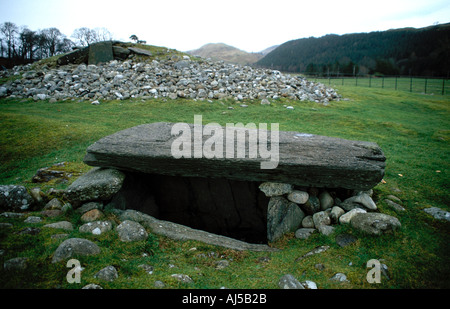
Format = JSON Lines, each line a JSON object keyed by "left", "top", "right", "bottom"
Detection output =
{"left": 1, "top": 0, "right": 449, "bottom": 52}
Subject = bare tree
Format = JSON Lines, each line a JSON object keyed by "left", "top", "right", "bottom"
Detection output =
{"left": 0, "top": 22, "right": 19, "bottom": 58}
{"left": 93, "top": 27, "right": 113, "bottom": 42}
{"left": 19, "top": 27, "right": 38, "bottom": 60}
{"left": 72, "top": 27, "right": 113, "bottom": 46}
{"left": 72, "top": 27, "right": 96, "bottom": 46}
{"left": 42, "top": 27, "right": 64, "bottom": 56}
{"left": 57, "top": 38, "right": 75, "bottom": 54}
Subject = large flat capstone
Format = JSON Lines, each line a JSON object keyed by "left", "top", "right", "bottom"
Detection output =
{"left": 83, "top": 122, "right": 385, "bottom": 191}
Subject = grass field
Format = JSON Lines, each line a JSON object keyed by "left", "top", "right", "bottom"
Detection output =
{"left": 0, "top": 83, "right": 449, "bottom": 289}
{"left": 313, "top": 76, "right": 450, "bottom": 96}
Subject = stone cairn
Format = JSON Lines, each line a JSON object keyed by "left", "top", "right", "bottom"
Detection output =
{"left": 0, "top": 41, "right": 340, "bottom": 104}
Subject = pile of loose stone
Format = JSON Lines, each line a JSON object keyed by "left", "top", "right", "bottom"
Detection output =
{"left": 260, "top": 182, "right": 402, "bottom": 242}
{"left": 0, "top": 56, "right": 341, "bottom": 103}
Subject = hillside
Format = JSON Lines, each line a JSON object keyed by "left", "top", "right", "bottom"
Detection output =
{"left": 187, "top": 43, "right": 263, "bottom": 65}
{"left": 256, "top": 23, "right": 450, "bottom": 76}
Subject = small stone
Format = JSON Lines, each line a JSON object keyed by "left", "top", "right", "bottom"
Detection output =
{"left": 301, "top": 196, "right": 320, "bottom": 215}
{"left": 79, "top": 221, "right": 113, "bottom": 235}
{"left": 17, "top": 227, "right": 40, "bottom": 235}
{"left": 287, "top": 190, "right": 309, "bottom": 204}
{"left": 82, "top": 283, "right": 103, "bottom": 289}
{"left": 171, "top": 274, "right": 193, "bottom": 283}
{"left": 61, "top": 203, "right": 73, "bottom": 213}
{"left": 0, "top": 185, "right": 33, "bottom": 211}
{"left": 295, "top": 228, "right": 317, "bottom": 239}
{"left": 40, "top": 209, "right": 63, "bottom": 217}
{"left": 81, "top": 209, "right": 104, "bottom": 222}
{"left": 76, "top": 201, "right": 103, "bottom": 214}
{"left": 339, "top": 208, "right": 366, "bottom": 224}
{"left": 116, "top": 220, "right": 148, "bottom": 242}
{"left": 329, "top": 272, "right": 349, "bottom": 283}
{"left": 330, "top": 206, "right": 345, "bottom": 223}
{"left": 384, "top": 199, "right": 405, "bottom": 212}
{"left": 43, "top": 198, "right": 63, "bottom": 210}
{"left": 3, "top": 257, "right": 28, "bottom": 271}
{"left": 351, "top": 213, "right": 401, "bottom": 235}
{"left": 0, "top": 212, "right": 25, "bottom": 218}
{"left": 301, "top": 215, "right": 314, "bottom": 228}
{"left": 138, "top": 264, "right": 154, "bottom": 274}
{"left": 94, "top": 265, "right": 118, "bottom": 282}
{"left": 215, "top": 260, "right": 230, "bottom": 269}
{"left": 29, "top": 188, "right": 44, "bottom": 204}
{"left": 65, "top": 167, "right": 125, "bottom": 204}
{"left": 312, "top": 211, "right": 331, "bottom": 228}
{"left": 24, "top": 216, "right": 42, "bottom": 223}
{"left": 319, "top": 191, "right": 334, "bottom": 210}
{"left": 344, "top": 193, "right": 377, "bottom": 210}
{"left": 315, "top": 263, "right": 325, "bottom": 270}
{"left": 44, "top": 221, "right": 74, "bottom": 231}
{"left": 423, "top": 207, "right": 450, "bottom": 222}
{"left": 317, "top": 225, "right": 335, "bottom": 235}
{"left": 302, "top": 280, "right": 318, "bottom": 289}
{"left": 278, "top": 274, "right": 304, "bottom": 289}
{"left": 154, "top": 280, "right": 165, "bottom": 288}
{"left": 52, "top": 238, "right": 101, "bottom": 263}
{"left": 259, "top": 182, "right": 293, "bottom": 197}
{"left": 386, "top": 195, "right": 402, "bottom": 203}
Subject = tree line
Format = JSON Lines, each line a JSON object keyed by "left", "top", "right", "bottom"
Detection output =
{"left": 256, "top": 23, "right": 450, "bottom": 77}
{"left": 0, "top": 22, "right": 115, "bottom": 68}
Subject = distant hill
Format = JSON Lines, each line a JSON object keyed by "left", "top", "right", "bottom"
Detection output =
{"left": 260, "top": 45, "right": 279, "bottom": 56}
{"left": 256, "top": 23, "right": 450, "bottom": 76}
{"left": 187, "top": 43, "right": 263, "bottom": 66}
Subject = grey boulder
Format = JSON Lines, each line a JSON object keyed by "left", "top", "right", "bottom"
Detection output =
{"left": 52, "top": 238, "right": 101, "bottom": 263}
{"left": 65, "top": 167, "right": 125, "bottom": 205}
{"left": 351, "top": 213, "right": 401, "bottom": 235}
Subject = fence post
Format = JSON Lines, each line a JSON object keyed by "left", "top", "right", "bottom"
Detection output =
{"left": 395, "top": 76, "right": 398, "bottom": 90}
{"left": 424, "top": 78, "right": 427, "bottom": 94}
{"left": 442, "top": 79, "right": 445, "bottom": 95}
{"left": 369, "top": 75, "right": 371, "bottom": 88}
{"left": 382, "top": 77, "right": 384, "bottom": 89}
{"left": 410, "top": 76, "right": 413, "bottom": 93}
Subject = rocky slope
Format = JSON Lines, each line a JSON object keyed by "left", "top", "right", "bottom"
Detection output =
{"left": 0, "top": 53, "right": 341, "bottom": 104}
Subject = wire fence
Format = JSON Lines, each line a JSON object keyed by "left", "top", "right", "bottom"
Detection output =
{"left": 306, "top": 74, "right": 450, "bottom": 95}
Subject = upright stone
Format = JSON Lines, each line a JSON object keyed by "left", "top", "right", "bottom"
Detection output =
{"left": 267, "top": 196, "right": 304, "bottom": 242}
{"left": 88, "top": 41, "right": 114, "bottom": 65}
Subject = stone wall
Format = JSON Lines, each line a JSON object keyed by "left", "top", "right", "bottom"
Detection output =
{"left": 62, "top": 166, "right": 401, "bottom": 248}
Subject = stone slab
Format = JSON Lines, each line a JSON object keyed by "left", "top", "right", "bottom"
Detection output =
{"left": 83, "top": 122, "right": 386, "bottom": 191}
{"left": 88, "top": 41, "right": 114, "bottom": 65}
{"left": 128, "top": 47, "right": 153, "bottom": 57}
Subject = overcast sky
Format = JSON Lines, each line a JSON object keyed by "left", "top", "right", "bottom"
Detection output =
{"left": 1, "top": 0, "right": 449, "bottom": 52}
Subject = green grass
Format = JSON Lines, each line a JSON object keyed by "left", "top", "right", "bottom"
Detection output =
{"left": 0, "top": 84, "right": 449, "bottom": 289}
{"left": 314, "top": 76, "right": 450, "bottom": 95}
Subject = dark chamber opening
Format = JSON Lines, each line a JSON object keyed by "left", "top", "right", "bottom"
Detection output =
{"left": 109, "top": 172, "right": 270, "bottom": 244}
